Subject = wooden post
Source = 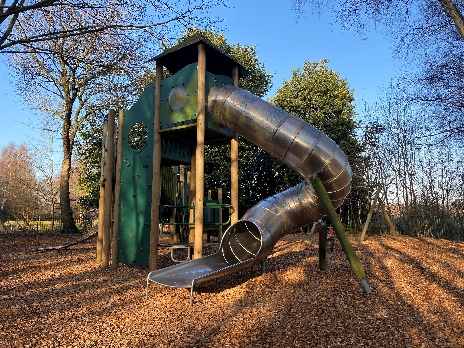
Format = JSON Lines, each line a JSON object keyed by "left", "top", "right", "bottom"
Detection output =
{"left": 111, "top": 110, "right": 124, "bottom": 269}
{"left": 96, "top": 122, "right": 107, "bottom": 263}
{"left": 169, "top": 166, "right": 178, "bottom": 243}
{"left": 179, "top": 165, "right": 186, "bottom": 206}
{"left": 218, "top": 188, "right": 223, "bottom": 242}
{"left": 102, "top": 110, "right": 116, "bottom": 269}
{"left": 207, "top": 189, "right": 212, "bottom": 221}
{"left": 188, "top": 153, "right": 195, "bottom": 243}
{"left": 231, "top": 65, "right": 239, "bottom": 223}
{"left": 206, "top": 189, "right": 212, "bottom": 243}
{"left": 149, "top": 64, "right": 163, "bottom": 271}
{"left": 179, "top": 165, "right": 186, "bottom": 242}
{"left": 312, "top": 177, "right": 371, "bottom": 294}
{"left": 360, "top": 184, "right": 382, "bottom": 242}
{"left": 194, "top": 43, "right": 206, "bottom": 259}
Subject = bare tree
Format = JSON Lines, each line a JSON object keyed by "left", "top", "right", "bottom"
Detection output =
{"left": 9, "top": 1, "right": 223, "bottom": 233}
{"left": 292, "top": 1, "right": 464, "bottom": 141}
{"left": 1, "top": 1, "right": 56, "bottom": 52}
{"left": 0, "top": 143, "right": 41, "bottom": 230}
{"left": 1, "top": 0, "right": 226, "bottom": 53}
{"left": 362, "top": 81, "right": 464, "bottom": 239}
{"left": 31, "top": 126, "right": 60, "bottom": 230}
{"left": 292, "top": 1, "right": 464, "bottom": 40}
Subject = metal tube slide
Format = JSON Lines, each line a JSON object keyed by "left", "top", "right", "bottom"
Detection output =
{"left": 147, "top": 85, "right": 352, "bottom": 293}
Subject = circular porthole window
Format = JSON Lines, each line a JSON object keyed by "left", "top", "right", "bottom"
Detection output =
{"left": 168, "top": 85, "right": 189, "bottom": 111}
{"left": 128, "top": 122, "right": 148, "bottom": 152}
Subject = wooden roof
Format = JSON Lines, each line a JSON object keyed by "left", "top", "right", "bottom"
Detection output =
{"left": 151, "top": 34, "right": 246, "bottom": 77}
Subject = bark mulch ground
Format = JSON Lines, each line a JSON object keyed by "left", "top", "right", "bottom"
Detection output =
{"left": 1, "top": 232, "right": 463, "bottom": 347}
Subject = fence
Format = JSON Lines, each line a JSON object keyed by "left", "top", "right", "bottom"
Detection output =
{"left": 1, "top": 215, "right": 95, "bottom": 233}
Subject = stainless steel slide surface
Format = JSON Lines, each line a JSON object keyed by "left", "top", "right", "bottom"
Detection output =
{"left": 147, "top": 85, "right": 352, "bottom": 290}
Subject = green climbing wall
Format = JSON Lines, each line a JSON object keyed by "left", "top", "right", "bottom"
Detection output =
{"left": 117, "top": 83, "right": 156, "bottom": 266}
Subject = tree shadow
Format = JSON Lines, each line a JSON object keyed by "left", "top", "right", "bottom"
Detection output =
{"left": 2, "top": 233, "right": 463, "bottom": 347}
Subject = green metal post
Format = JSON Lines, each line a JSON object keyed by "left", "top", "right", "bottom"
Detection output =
{"left": 312, "top": 177, "right": 371, "bottom": 294}
{"left": 318, "top": 223, "right": 327, "bottom": 270}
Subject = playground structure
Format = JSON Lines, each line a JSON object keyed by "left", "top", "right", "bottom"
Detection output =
{"left": 97, "top": 35, "right": 245, "bottom": 269}
{"left": 97, "top": 34, "right": 371, "bottom": 302}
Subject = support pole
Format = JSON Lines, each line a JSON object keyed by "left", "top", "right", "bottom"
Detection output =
{"left": 179, "top": 165, "right": 186, "bottom": 206}
{"left": 230, "top": 65, "right": 239, "bottom": 224}
{"left": 179, "top": 165, "right": 187, "bottom": 242}
{"left": 169, "top": 166, "right": 178, "bottom": 244}
{"left": 102, "top": 110, "right": 116, "bottom": 269}
{"left": 312, "top": 177, "right": 371, "bottom": 294}
{"left": 360, "top": 184, "right": 382, "bottom": 242}
{"left": 318, "top": 223, "right": 328, "bottom": 270}
{"left": 149, "top": 64, "right": 163, "bottom": 271}
{"left": 218, "top": 188, "right": 223, "bottom": 241}
{"left": 206, "top": 189, "right": 212, "bottom": 243}
{"left": 111, "top": 110, "right": 124, "bottom": 269}
{"left": 96, "top": 122, "right": 107, "bottom": 264}
{"left": 188, "top": 153, "right": 196, "bottom": 244}
{"left": 194, "top": 43, "right": 206, "bottom": 259}
{"left": 261, "top": 259, "right": 266, "bottom": 275}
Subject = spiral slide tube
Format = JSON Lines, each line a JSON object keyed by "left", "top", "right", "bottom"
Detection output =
{"left": 147, "top": 85, "right": 356, "bottom": 301}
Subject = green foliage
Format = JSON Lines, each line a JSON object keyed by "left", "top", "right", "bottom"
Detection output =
{"left": 270, "top": 59, "right": 356, "bottom": 147}
{"left": 270, "top": 59, "right": 367, "bottom": 222}
{"left": 181, "top": 28, "right": 274, "bottom": 97}
{"left": 76, "top": 115, "right": 105, "bottom": 211}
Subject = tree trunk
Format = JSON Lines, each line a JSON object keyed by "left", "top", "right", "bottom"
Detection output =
{"left": 440, "top": 0, "right": 464, "bottom": 39}
{"left": 60, "top": 141, "right": 78, "bottom": 234}
{"left": 360, "top": 184, "right": 382, "bottom": 242}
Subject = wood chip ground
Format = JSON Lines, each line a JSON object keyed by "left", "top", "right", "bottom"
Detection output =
{"left": 1, "top": 232, "right": 463, "bottom": 347}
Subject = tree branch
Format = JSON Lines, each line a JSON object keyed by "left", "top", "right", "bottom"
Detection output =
{"left": 439, "top": 0, "right": 464, "bottom": 39}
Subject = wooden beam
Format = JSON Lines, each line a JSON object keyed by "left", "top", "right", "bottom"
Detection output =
{"left": 96, "top": 122, "right": 107, "bottom": 264}
{"left": 194, "top": 42, "right": 206, "bottom": 259}
{"left": 149, "top": 64, "right": 163, "bottom": 271}
{"left": 218, "top": 188, "right": 223, "bottom": 241}
{"left": 188, "top": 152, "right": 196, "bottom": 244}
{"left": 102, "top": 110, "right": 116, "bottom": 269}
{"left": 230, "top": 65, "right": 239, "bottom": 223}
{"left": 378, "top": 198, "right": 399, "bottom": 240}
{"left": 111, "top": 110, "right": 124, "bottom": 269}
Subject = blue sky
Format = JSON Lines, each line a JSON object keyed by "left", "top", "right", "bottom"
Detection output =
{"left": 0, "top": 0, "right": 400, "bottom": 151}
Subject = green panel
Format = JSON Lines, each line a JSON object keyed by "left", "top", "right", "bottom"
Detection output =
{"left": 118, "top": 83, "right": 155, "bottom": 266}
{"left": 159, "top": 62, "right": 234, "bottom": 138}
{"left": 160, "top": 63, "right": 198, "bottom": 130}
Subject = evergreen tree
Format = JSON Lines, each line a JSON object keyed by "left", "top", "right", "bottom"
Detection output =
{"left": 270, "top": 59, "right": 367, "bottom": 224}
